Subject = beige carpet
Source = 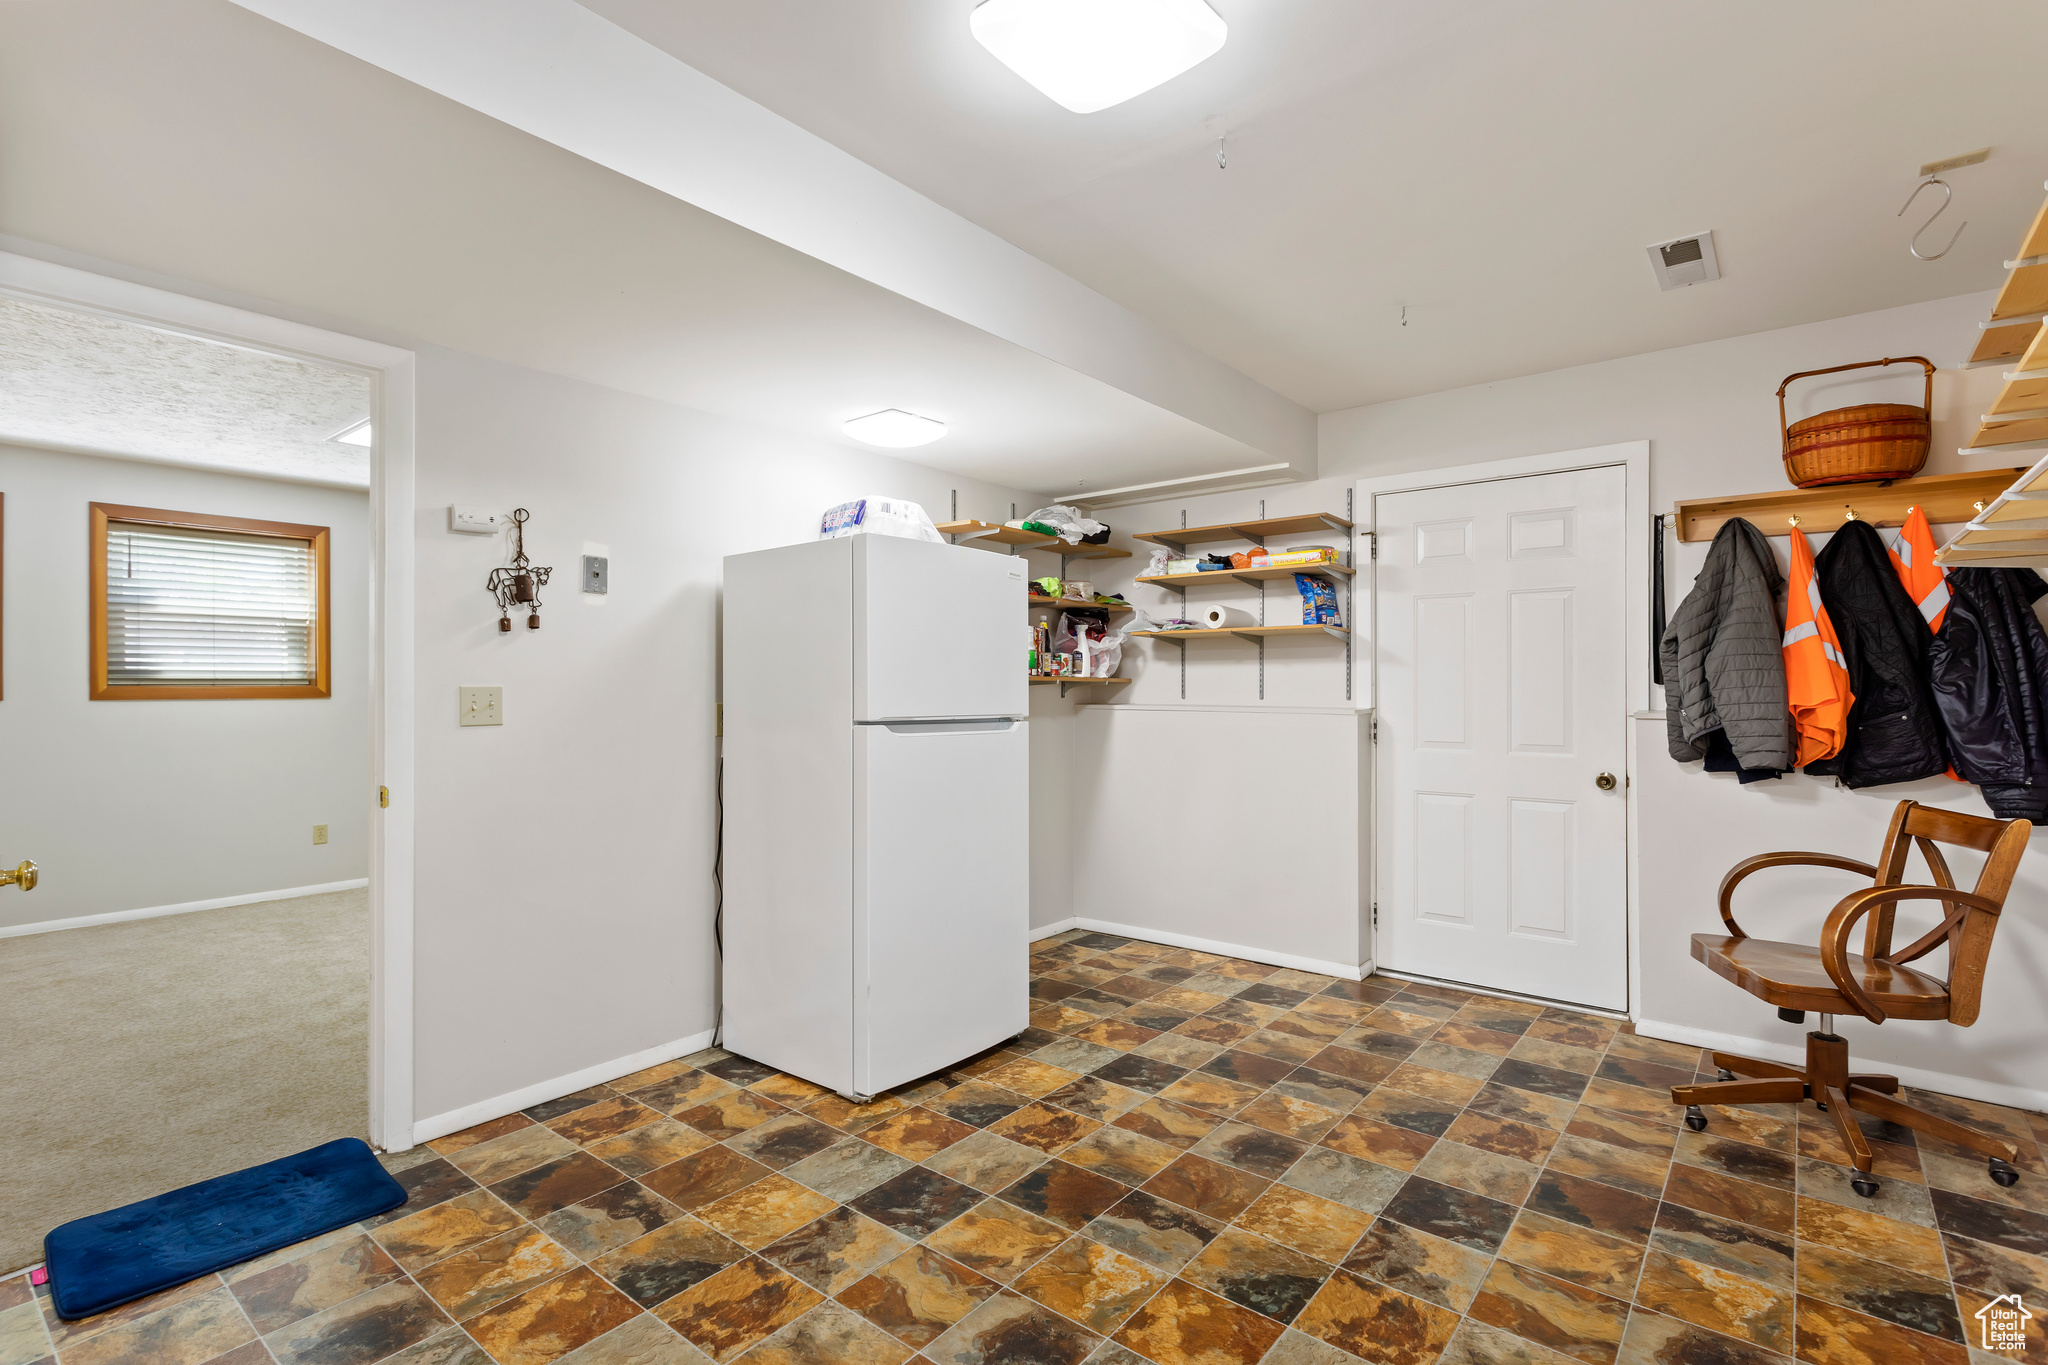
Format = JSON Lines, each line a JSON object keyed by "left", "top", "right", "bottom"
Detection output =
{"left": 0, "top": 888, "right": 369, "bottom": 1274}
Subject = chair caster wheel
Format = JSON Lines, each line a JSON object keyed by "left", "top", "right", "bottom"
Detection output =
{"left": 1990, "top": 1158, "right": 2021, "bottom": 1188}
{"left": 1684, "top": 1106, "right": 1707, "bottom": 1132}
{"left": 1850, "top": 1174, "right": 1880, "bottom": 1198}
{"left": 1716, "top": 1068, "right": 1736, "bottom": 1082}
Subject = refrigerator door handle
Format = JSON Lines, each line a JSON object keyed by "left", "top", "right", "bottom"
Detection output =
{"left": 863, "top": 718, "right": 1020, "bottom": 734}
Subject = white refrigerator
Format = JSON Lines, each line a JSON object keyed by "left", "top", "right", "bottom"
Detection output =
{"left": 722, "top": 533, "right": 1030, "bottom": 1099}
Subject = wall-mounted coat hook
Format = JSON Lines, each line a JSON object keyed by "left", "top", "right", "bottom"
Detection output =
{"left": 1898, "top": 178, "right": 1966, "bottom": 261}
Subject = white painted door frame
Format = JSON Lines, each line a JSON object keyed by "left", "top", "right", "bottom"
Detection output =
{"left": 0, "top": 250, "right": 420, "bottom": 1150}
{"left": 1357, "top": 441, "right": 1651, "bottom": 1015}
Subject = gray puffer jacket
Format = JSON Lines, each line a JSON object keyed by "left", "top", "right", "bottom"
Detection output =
{"left": 1662, "top": 517, "right": 1791, "bottom": 770}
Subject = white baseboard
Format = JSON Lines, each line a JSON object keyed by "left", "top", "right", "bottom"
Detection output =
{"left": 0, "top": 878, "right": 370, "bottom": 940}
{"left": 410, "top": 1028, "right": 719, "bottom": 1148}
{"left": 1635, "top": 1017, "right": 2048, "bottom": 1114}
{"left": 1043, "top": 916, "right": 1367, "bottom": 981}
{"left": 1029, "top": 917, "right": 1079, "bottom": 938}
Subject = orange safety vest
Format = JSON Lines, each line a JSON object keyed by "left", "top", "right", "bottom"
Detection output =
{"left": 1785, "top": 527, "right": 1854, "bottom": 768}
{"left": 1887, "top": 506, "right": 1951, "bottom": 633}
{"left": 1887, "top": 506, "right": 1966, "bottom": 780}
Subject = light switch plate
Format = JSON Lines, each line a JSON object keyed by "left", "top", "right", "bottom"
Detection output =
{"left": 583, "top": 555, "right": 608, "bottom": 593}
{"left": 450, "top": 506, "right": 500, "bottom": 535}
{"left": 312, "top": 824, "right": 328, "bottom": 845}
{"left": 459, "top": 685, "right": 503, "bottom": 726}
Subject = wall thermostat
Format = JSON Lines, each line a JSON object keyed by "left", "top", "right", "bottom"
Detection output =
{"left": 450, "top": 506, "right": 500, "bottom": 535}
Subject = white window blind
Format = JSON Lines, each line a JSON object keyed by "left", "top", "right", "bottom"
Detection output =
{"left": 105, "top": 522, "right": 317, "bottom": 685}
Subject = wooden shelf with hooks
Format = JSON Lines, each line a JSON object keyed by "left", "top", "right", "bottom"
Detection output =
{"left": 1670, "top": 468, "right": 2024, "bottom": 543}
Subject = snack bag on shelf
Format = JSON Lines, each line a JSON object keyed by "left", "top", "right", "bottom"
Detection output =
{"left": 1296, "top": 574, "right": 1342, "bottom": 626}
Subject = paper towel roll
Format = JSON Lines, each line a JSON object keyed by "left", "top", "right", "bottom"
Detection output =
{"left": 1202, "top": 605, "right": 1256, "bottom": 629}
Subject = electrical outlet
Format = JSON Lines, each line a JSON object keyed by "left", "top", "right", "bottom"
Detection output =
{"left": 459, "top": 685, "right": 503, "bottom": 726}
{"left": 312, "top": 824, "right": 328, "bottom": 845}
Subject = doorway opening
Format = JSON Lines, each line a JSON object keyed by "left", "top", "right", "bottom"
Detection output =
{"left": 0, "top": 255, "right": 415, "bottom": 1274}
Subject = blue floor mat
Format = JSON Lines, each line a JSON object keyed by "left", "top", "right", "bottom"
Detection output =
{"left": 43, "top": 1138, "right": 407, "bottom": 1320}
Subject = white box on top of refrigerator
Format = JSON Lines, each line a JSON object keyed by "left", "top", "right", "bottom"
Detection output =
{"left": 722, "top": 535, "right": 1029, "bottom": 1098}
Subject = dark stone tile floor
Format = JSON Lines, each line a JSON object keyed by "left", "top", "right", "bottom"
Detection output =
{"left": 6, "top": 928, "right": 2045, "bottom": 1364}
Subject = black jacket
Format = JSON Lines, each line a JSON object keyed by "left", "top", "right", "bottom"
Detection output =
{"left": 1929, "top": 567, "right": 2048, "bottom": 820}
{"left": 1805, "top": 520, "right": 1949, "bottom": 787}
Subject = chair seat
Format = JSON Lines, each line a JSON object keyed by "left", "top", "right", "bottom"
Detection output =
{"left": 1691, "top": 934, "right": 1952, "bottom": 1020}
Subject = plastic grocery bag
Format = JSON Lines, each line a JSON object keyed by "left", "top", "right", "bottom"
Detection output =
{"left": 1022, "top": 504, "right": 1108, "bottom": 544}
{"left": 1144, "top": 545, "right": 1175, "bottom": 576}
{"left": 1056, "top": 607, "right": 1159, "bottom": 677}
{"left": 818, "top": 496, "right": 943, "bottom": 543}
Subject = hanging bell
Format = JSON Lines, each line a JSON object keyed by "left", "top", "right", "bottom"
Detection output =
{"left": 498, "top": 614, "right": 512, "bottom": 633}
{"left": 513, "top": 573, "right": 536, "bottom": 603}
{"left": 527, "top": 612, "right": 541, "bottom": 631}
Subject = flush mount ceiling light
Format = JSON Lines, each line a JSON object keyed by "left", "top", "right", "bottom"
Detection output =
{"left": 843, "top": 409, "right": 948, "bottom": 447}
{"left": 970, "top": 0, "right": 1227, "bottom": 114}
{"left": 330, "top": 418, "right": 373, "bottom": 446}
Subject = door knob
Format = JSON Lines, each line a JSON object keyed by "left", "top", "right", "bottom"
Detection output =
{"left": 1, "top": 860, "right": 37, "bottom": 891}
{"left": 1594, "top": 773, "right": 1617, "bottom": 791}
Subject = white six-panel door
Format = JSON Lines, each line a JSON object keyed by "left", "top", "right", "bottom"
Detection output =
{"left": 1375, "top": 465, "right": 1629, "bottom": 1010}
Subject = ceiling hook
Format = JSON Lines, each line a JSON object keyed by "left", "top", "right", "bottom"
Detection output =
{"left": 1898, "top": 178, "right": 1966, "bottom": 261}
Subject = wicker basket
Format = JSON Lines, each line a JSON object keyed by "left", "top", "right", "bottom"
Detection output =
{"left": 1779, "top": 356, "right": 1933, "bottom": 488}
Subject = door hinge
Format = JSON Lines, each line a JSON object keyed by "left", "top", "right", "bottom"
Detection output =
{"left": 1370, "top": 716, "right": 1378, "bottom": 743}
{"left": 378, "top": 786, "right": 389, "bottom": 809}
{"left": 1371, "top": 902, "right": 1378, "bottom": 927}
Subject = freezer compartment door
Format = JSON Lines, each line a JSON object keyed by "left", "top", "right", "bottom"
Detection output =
{"left": 854, "top": 719, "right": 1029, "bottom": 1095}
{"left": 854, "top": 535, "right": 1028, "bottom": 722}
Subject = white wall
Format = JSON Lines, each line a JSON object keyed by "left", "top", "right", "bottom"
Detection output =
{"left": 1065, "top": 705, "right": 1368, "bottom": 976}
{"left": 0, "top": 443, "right": 369, "bottom": 931}
{"left": 1320, "top": 288, "right": 2048, "bottom": 1108}
{"left": 1044, "top": 478, "right": 1366, "bottom": 968}
{"left": 407, "top": 346, "right": 1040, "bottom": 1124}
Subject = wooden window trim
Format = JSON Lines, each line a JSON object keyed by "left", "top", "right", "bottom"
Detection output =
{"left": 90, "top": 502, "right": 331, "bottom": 701}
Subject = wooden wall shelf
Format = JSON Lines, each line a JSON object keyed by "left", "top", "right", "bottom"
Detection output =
{"left": 1134, "top": 624, "right": 1349, "bottom": 642}
{"left": 1671, "top": 468, "right": 2024, "bottom": 543}
{"left": 1029, "top": 675, "right": 1130, "bottom": 697}
{"left": 1030, "top": 595, "right": 1132, "bottom": 612}
{"left": 1136, "top": 563, "right": 1354, "bottom": 590}
{"left": 1132, "top": 512, "right": 1352, "bottom": 551}
{"left": 1966, "top": 190, "right": 2048, "bottom": 365}
{"left": 937, "top": 520, "right": 1130, "bottom": 559}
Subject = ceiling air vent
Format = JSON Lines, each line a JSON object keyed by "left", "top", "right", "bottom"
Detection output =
{"left": 1646, "top": 231, "right": 1721, "bottom": 291}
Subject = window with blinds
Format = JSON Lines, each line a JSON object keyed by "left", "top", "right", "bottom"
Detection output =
{"left": 92, "top": 504, "right": 330, "bottom": 699}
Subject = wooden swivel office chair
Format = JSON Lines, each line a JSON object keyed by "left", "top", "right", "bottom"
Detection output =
{"left": 1671, "top": 799, "right": 2031, "bottom": 1198}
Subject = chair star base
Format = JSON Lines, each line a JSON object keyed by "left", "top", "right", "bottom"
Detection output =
{"left": 1671, "top": 1029, "right": 2020, "bottom": 1197}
